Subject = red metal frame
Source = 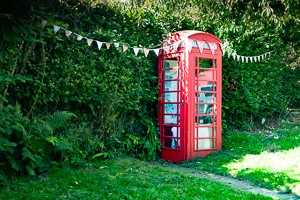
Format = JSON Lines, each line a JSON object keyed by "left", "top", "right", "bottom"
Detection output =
{"left": 158, "top": 31, "right": 222, "bottom": 162}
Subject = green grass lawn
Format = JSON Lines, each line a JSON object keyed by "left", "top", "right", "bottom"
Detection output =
{"left": 0, "top": 157, "right": 270, "bottom": 200}
{"left": 182, "top": 121, "right": 300, "bottom": 196}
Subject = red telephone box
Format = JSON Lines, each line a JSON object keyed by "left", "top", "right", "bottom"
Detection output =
{"left": 158, "top": 31, "right": 222, "bottom": 162}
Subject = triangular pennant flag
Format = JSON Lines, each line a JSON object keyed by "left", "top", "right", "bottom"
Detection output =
{"left": 123, "top": 44, "right": 129, "bottom": 52}
{"left": 237, "top": 55, "right": 240, "bottom": 62}
{"left": 144, "top": 49, "right": 150, "bottom": 57}
{"left": 208, "top": 42, "right": 216, "bottom": 55}
{"left": 254, "top": 56, "right": 257, "bottom": 62}
{"left": 228, "top": 53, "right": 231, "bottom": 58}
{"left": 77, "top": 35, "right": 83, "bottom": 41}
{"left": 53, "top": 25, "right": 61, "bottom": 33}
{"left": 250, "top": 57, "right": 253, "bottom": 63}
{"left": 268, "top": 52, "right": 271, "bottom": 57}
{"left": 197, "top": 41, "right": 205, "bottom": 54}
{"left": 65, "top": 30, "right": 72, "bottom": 37}
{"left": 173, "top": 42, "right": 179, "bottom": 52}
{"left": 133, "top": 47, "right": 139, "bottom": 56}
{"left": 223, "top": 49, "right": 226, "bottom": 56}
{"left": 114, "top": 43, "right": 119, "bottom": 48}
{"left": 96, "top": 41, "right": 103, "bottom": 50}
{"left": 153, "top": 49, "right": 160, "bottom": 56}
{"left": 87, "top": 39, "right": 93, "bottom": 46}
{"left": 246, "top": 57, "right": 248, "bottom": 63}
{"left": 41, "top": 19, "right": 47, "bottom": 27}
{"left": 258, "top": 56, "right": 261, "bottom": 62}
{"left": 106, "top": 43, "right": 110, "bottom": 49}
{"left": 186, "top": 40, "right": 192, "bottom": 52}
{"left": 262, "top": 54, "right": 264, "bottom": 60}
{"left": 241, "top": 56, "right": 245, "bottom": 63}
{"left": 233, "top": 54, "right": 236, "bottom": 60}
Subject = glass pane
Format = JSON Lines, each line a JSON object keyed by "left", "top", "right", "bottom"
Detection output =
{"left": 198, "top": 116, "right": 214, "bottom": 125}
{"left": 195, "top": 127, "right": 213, "bottom": 138}
{"left": 165, "top": 69, "right": 178, "bottom": 80}
{"left": 196, "top": 93, "right": 216, "bottom": 103}
{"left": 164, "top": 92, "right": 178, "bottom": 102}
{"left": 164, "top": 104, "right": 178, "bottom": 114}
{"left": 196, "top": 139, "right": 213, "bottom": 150}
{"left": 196, "top": 104, "right": 215, "bottom": 115}
{"left": 198, "top": 58, "right": 213, "bottom": 68}
{"left": 164, "top": 59, "right": 178, "bottom": 69}
{"left": 164, "top": 115, "right": 177, "bottom": 124}
{"left": 164, "top": 81, "right": 177, "bottom": 91}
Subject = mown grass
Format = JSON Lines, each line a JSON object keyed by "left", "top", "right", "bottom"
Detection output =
{"left": 0, "top": 156, "right": 270, "bottom": 200}
{"left": 182, "top": 121, "right": 300, "bottom": 196}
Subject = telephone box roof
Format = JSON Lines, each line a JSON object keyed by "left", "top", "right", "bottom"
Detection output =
{"left": 167, "top": 30, "right": 222, "bottom": 44}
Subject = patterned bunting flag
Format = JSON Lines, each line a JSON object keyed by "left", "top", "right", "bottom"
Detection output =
{"left": 246, "top": 57, "right": 248, "bottom": 63}
{"left": 123, "top": 45, "right": 129, "bottom": 52}
{"left": 197, "top": 41, "right": 205, "bottom": 54}
{"left": 237, "top": 55, "right": 240, "bottom": 62}
{"left": 53, "top": 25, "right": 60, "bottom": 33}
{"left": 241, "top": 56, "right": 245, "bottom": 63}
{"left": 114, "top": 43, "right": 119, "bottom": 48}
{"left": 233, "top": 54, "right": 236, "bottom": 60}
{"left": 133, "top": 48, "right": 139, "bottom": 56}
{"left": 254, "top": 57, "right": 257, "bottom": 62}
{"left": 144, "top": 49, "right": 150, "bottom": 57}
{"left": 65, "top": 30, "right": 72, "bottom": 37}
{"left": 106, "top": 43, "right": 110, "bottom": 49}
{"left": 250, "top": 57, "right": 253, "bottom": 63}
{"left": 87, "top": 39, "right": 93, "bottom": 46}
{"left": 258, "top": 56, "right": 261, "bottom": 62}
{"left": 96, "top": 41, "right": 103, "bottom": 50}
{"left": 173, "top": 42, "right": 179, "bottom": 52}
{"left": 77, "top": 35, "right": 83, "bottom": 41}
{"left": 208, "top": 43, "right": 216, "bottom": 55}
{"left": 41, "top": 20, "right": 47, "bottom": 27}
{"left": 262, "top": 54, "right": 264, "bottom": 60}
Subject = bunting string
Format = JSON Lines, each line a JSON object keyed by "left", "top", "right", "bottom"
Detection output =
{"left": 40, "top": 18, "right": 275, "bottom": 62}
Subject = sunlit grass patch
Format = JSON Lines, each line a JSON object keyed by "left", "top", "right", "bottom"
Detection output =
{"left": 183, "top": 122, "right": 300, "bottom": 195}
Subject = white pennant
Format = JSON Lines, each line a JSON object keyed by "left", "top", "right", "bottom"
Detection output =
{"left": 53, "top": 25, "right": 61, "bottom": 33}
{"left": 250, "top": 57, "right": 253, "bottom": 63}
{"left": 133, "top": 48, "right": 139, "bottom": 56}
{"left": 228, "top": 53, "right": 231, "bottom": 58}
{"left": 96, "top": 41, "right": 103, "bottom": 50}
{"left": 258, "top": 56, "right": 261, "bottom": 62}
{"left": 223, "top": 49, "right": 226, "bottom": 56}
{"left": 144, "top": 49, "right": 150, "bottom": 57}
{"left": 197, "top": 41, "right": 205, "bottom": 54}
{"left": 262, "top": 55, "right": 264, "bottom": 60}
{"left": 153, "top": 49, "right": 160, "bottom": 56}
{"left": 254, "top": 57, "right": 257, "bottom": 62}
{"left": 241, "top": 56, "right": 245, "bottom": 63}
{"left": 114, "top": 43, "right": 119, "bottom": 48}
{"left": 65, "top": 30, "right": 72, "bottom": 37}
{"left": 208, "top": 43, "right": 216, "bottom": 55}
{"left": 87, "top": 39, "right": 93, "bottom": 46}
{"left": 233, "top": 54, "right": 236, "bottom": 60}
{"left": 269, "top": 52, "right": 271, "bottom": 57}
{"left": 246, "top": 57, "right": 248, "bottom": 63}
{"left": 237, "top": 55, "right": 240, "bottom": 61}
{"left": 77, "top": 35, "right": 83, "bottom": 41}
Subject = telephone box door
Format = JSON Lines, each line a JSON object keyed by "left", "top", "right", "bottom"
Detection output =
{"left": 159, "top": 54, "right": 185, "bottom": 162}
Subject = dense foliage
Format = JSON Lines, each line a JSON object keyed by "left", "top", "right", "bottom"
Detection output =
{"left": 0, "top": 0, "right": 299, "bottom": 180}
